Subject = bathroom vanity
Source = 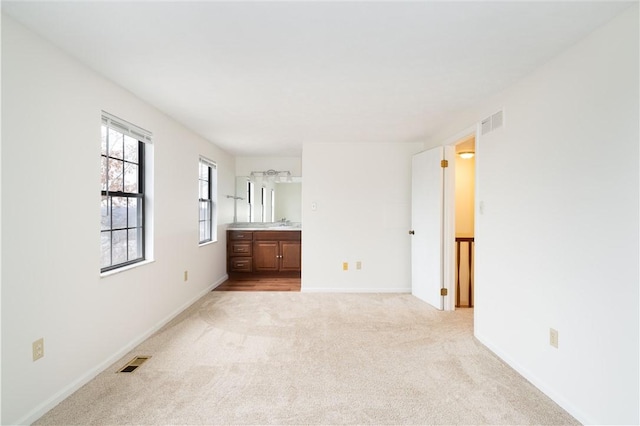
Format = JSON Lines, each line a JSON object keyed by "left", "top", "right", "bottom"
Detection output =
{"left": 227, "top": 227, "right": 301, "bottom": 276}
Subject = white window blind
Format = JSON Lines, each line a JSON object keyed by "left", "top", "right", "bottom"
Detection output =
{"left": 199, "top": 157, "right": 216, "bottom": 170}
{"left": 102, "top": 111, "right": 153, "bottom": 144}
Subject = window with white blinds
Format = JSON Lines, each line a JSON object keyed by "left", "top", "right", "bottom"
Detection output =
{"left": 199, "top": 157, "right": 217, "bottom": 244}
{"left": 100, "top": 112, "right": 152, "bottom": 272}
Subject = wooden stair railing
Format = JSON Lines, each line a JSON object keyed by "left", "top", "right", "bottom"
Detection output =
{"left": 455, "top": 237, "right": 474, "bottom": 307}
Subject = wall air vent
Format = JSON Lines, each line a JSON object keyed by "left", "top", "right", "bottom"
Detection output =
{"left": 481, "top": 109, "right": 504, "bottom": 135}
{"left": 117, "top": 356, "right": 151, "bottom": 373}
{"left": 491, "top": 110, "right": 503, "bottom": 129}
{"left": 481, "top": 117, "right": 492, "bottom": 135}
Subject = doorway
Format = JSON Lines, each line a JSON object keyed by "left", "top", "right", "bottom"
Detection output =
{"left": 409, "top": 128, "right": 477, "bottom": 311}
{"left": 453, "top": 135, "right": 475, "bottom": 308}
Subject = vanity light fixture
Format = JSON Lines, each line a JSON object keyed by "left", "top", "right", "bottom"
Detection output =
{"left": 458, "top": 151, "right": 475, "bottom": 159}
{"left": 249, "top": 169, "right": 293, "bottom": 183}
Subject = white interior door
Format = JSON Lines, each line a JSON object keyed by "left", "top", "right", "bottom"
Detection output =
{"left": 411, "top": 146, "right": 451, "bottom": 309}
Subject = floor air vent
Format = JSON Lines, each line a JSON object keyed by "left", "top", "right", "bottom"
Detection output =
{"left": 118, "top": 356, "right": 151, "bottom": 373}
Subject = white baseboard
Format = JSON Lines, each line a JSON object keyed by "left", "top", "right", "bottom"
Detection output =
{"left": 210, "top": 273, "right": 228, "bottom": 290}
{"left": 474, "top": 331, "right": 590, "bottom": 425}
{"left": 302, "top": 287, "right": 411, "bottom": 293}
{"left": 17, "top": 274, "right": 228, "bottom": 426}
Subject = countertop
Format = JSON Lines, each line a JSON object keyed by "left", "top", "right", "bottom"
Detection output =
{"left": 227, "top": 226, "right": 302, "bottom": 231}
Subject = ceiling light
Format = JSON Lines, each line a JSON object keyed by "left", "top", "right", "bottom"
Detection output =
{"left": 458, "top": 151, "right": 475, "bottom": 159}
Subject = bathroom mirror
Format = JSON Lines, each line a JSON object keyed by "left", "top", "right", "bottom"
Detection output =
{"left": 234, "top": 176, "right": 302, "bottom": 223}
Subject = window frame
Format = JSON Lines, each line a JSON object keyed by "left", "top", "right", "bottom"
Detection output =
{"left": 247, "top": 180, "right": 255, "bottom": 222}
{"left": 271, "top": 189, "right": 275, "bottom": 222}
{"left": 261, "top": 186, "right": 267, "bottom": 222}
{"left": 198, "top": 157, "right": 217, "bottom": 244}
{"left": 101, "top": 116, "right": 149, "bottom": 273}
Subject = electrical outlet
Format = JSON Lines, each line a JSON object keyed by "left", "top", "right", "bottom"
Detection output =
{"left": 356, "top": 261, "right": 362, "bottom": 270}
{"left": 342, "top": 262, "right": 348, "bottom": 271}
{"left": 549, "top": 328, "right": 558, "bottom": 348}
{"left": 33, "top": 338, "right": 44, "bottom": 361}
{"left": 184, "top": 270, "right": 188, "bottom": 282}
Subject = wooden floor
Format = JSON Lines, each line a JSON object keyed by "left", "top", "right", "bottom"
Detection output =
{"left": 214, "top": 274, "right": 301, "bottom": 291}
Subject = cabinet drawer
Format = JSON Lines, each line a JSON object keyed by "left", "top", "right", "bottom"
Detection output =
{"left": 229, "top": 231, "right": 253, "bottom": 241}
{"left": 230, "top": 258, "right": 252, "bottom": 272}
{"left": 231, "top": 242, "right": 252, "bottom": 256}
{"left": 253, "top": 231, "right": 301, "bottom": 241}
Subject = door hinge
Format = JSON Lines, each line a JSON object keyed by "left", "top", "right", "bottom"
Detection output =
{"left": 440, "top": 288, "right": 448, "bottom": 296}
{"left": 441, "top": 159, "right": 449, "bottom": 168}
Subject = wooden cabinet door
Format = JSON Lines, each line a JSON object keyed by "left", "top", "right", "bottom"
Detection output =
{"left": 280, "top": 241, "right": 301, "bottom": 272}
{"left": 253, "top": 241, "right": 279, "bottom": 271}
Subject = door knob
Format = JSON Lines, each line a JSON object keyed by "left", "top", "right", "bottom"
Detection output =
{"left": 408, "top": 230, "right": 415, "bottom": 235}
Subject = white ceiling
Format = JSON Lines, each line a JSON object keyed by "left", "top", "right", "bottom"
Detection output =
{"left": 3, "top": 1, "right": 633, "bottom": 156}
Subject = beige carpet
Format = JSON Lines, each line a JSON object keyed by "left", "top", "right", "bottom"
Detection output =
{"left": 35, "top": 292, "right": 578, "bottom": 425}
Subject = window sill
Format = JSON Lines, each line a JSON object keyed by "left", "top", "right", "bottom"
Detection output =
{"left": 199, "top": 240, "right": 217, "bottom": 247}
{"left": 100, "top": 259, "right": 155, "bottom": 278}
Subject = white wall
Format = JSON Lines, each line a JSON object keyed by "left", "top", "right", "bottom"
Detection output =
{"left": 302, "top": 142, "right": 423, "bottom": 292}
{"left": 430, "top": 7, "right": 639, "bottom": 424}
{"left": 454, "top": 153, "right": 475, "bottom": 306}
{"left": 1, "top": 16, "right": 235, "bottom": 425}
{"left": 454, "top": 154, "right": 474, "bottom": 238}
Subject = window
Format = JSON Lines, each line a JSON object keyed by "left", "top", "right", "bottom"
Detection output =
{"left": 199, "top": 157, "right": 217, "bottom": 244}
{"left": 247, "top": 180, "right": 255, "bottom": 222}
{"left": 271, "top": 189, "right": 275, "bottom": 222}
{"left": 101, "top": 113, "right": 151, "bottom": 272}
